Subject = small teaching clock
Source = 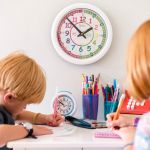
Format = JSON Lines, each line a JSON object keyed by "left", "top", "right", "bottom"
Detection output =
{"left": 52, "top": 90, "right": 76, "bottom": 116}
{"left": 51, "top": 3, "right": 113, "bottom": 65}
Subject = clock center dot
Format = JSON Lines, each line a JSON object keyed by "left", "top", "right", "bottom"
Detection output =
{"left": 70, "top": 22, "right": 94, "bottom": 46}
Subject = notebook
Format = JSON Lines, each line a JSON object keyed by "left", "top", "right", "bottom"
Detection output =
{"left": 94, "top": 129, "right": 120, "bottom": 138}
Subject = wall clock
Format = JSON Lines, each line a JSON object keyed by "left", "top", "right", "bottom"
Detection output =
{"left": 51, "top": 3, "right": 113, "bottom": 65}
{"left": 52, "top": 90, "right": 77, "bottom": 116}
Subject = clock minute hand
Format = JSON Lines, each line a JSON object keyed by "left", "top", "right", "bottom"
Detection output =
{"left": 58, "top": 100, "right": 65, "bottom": 106}
{"left": 66, "top": 18, "right": 86, "bottom": 39}
{"left": 78, "top": 27, "right": 93, "bottom": 37}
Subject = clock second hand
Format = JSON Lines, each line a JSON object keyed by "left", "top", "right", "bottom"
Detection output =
{"left": 66, "top": 17, "right": 86, "bottom": 39}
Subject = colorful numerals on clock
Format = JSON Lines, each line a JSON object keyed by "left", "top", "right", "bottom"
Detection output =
{"left": 57, "top": 8, "right": 107, "bottom": 59}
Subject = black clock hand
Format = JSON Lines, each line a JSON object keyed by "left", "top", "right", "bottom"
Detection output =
{"left": 77, "top": 27, "right": 93, "bottom": 37}
{"left": 58, "top": 100, "right": 65, "bottom": 106}
{"left": 67, "top": 18, "right": 86, "bottom": 39}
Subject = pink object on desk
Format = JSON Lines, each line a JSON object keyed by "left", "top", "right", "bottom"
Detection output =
{"left": 94, "top": 129, "right": 120, "bottom": 138}
{"left": 48, "top": 96, "right": 58, "bottom": 126}
{"left": 53, "top": 96, "right": 58, "bottom": 117}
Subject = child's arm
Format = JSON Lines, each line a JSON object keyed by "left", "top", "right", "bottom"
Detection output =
{"left": 0, "top": 124, "right": 53, "bottom": 146}
{"left": 15, "top": 110, "right": 64, "bottom": 126}
{"left": 0, "top": 124, "right": 29, "bottom": 146}
{"left": 15, "top": 110, "right": 42, "bottom": 124}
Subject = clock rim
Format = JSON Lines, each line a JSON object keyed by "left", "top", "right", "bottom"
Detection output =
{"left": 52, "top": 91, "right": 77, "bottom": 116}
{"left": 51, "top": 3, "right": 113, "bottom": 65}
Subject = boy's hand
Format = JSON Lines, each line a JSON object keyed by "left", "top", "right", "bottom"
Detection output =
{"left": 47, "top": 113, "right": 65, "bottom": 127}
{"left": 38, "top": 113, "right": 64, "bottom": 126}
{"left": 33, "top": 125, "right": 53, "bottom": 136}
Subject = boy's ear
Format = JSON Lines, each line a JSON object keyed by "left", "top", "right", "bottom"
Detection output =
{"left": 3, "top": 92, "right": 16, "bottom": 104}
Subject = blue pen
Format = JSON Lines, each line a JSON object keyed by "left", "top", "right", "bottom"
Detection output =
{"left": 113, "top": 79, "right": 117, "bottom": 91}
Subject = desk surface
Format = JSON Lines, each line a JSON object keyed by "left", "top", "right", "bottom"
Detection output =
{"left": 7, "top": 124, "right": 124, "bottom": 149}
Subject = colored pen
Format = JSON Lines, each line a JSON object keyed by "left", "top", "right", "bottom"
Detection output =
{"left": 113, "top": 94, "right": 125, "bottom": 120}
{"left": 53, "top": 96, "right": 58, "bottom": 118}
{"left": 91, "top": 121, "right": 107, "bottom": 128}
{"left": 113, "top": 84, "right": 120, "bottom": 102}
{"left": 48, "top": 95, "right": 58, "bottom": 126}
{"left": 82, "top": 73, "right": 85, "bottom": 82}
{"left": 113, "top": 79, "right": 117, "bottom": 91}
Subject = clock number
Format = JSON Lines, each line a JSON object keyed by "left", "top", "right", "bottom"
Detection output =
{"left": 79, "top": 47, "right": 83, "bottom": 52}
{"left": 65, "top": 31, "right": 69, "bottom": 36}
{"left": 87, "top": 46, "right": 91, "bottom": 51}
{"left": 66, "top": 38, "right": 70, "bottom": 44}
{"left": 71, "top": 45, "right": 75, "bottom": 50}
{"left": 94, "top": 25, "right": 98, "bottom": 30}
{"left": 98, "top": 45, "right": 102, "bottom": 49}
{"left": 65, "top": 23, "right": 72, "bottom": 28}
{"left": 93, "top": 40, "right": 96, "bottom": 45}
{"left": 72, "top": 17, "right": 77, "bottom": 23}
{"left": 80, "top": 16, "right": 86, "bottom": 22}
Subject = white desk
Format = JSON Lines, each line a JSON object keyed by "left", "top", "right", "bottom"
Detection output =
{"left": 7, "top": 126, "right": 124, "bottom": 150}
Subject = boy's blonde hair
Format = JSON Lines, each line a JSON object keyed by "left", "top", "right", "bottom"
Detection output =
{"left": 126, "top": 20, "right": 150, "bottom": 100}
{"left": 0, "top": 52, "right": 46, "bottom": 104}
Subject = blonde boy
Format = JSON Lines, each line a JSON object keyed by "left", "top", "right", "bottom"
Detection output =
{"left": 0, "top": 52, "right": 63, "bottom": 150}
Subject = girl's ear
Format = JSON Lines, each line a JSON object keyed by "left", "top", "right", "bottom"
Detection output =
{"left": 3, "top": 92, "right": 16, "bottom": 104}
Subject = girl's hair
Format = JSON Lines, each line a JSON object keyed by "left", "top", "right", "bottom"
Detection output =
{"left": 126, "top": 20, "right": 150, "bottom": 100}
{"left": 0, "top": 52, "right": 46, "bottom": 104}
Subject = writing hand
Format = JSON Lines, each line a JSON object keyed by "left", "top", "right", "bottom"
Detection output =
{"left": 77, "top": 27, "right": 93, "bottom": 37}
{"left": 67, "top": 18, "right": 86, "bottom": 39}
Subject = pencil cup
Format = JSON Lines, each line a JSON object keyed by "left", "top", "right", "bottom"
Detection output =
{"left": 82, "top": 94, "right": 99, "bottom": 120}
{"left": 104, "top": 101, "right": 119, "bottom": 120}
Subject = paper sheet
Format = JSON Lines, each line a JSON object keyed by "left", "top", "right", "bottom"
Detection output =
{"left": 51, "top": 123, "right": 77, "bottom": 137}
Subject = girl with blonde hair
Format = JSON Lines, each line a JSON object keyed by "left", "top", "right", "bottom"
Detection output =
{"left": 107, "top": 20, "right": 150, "bottom": 150}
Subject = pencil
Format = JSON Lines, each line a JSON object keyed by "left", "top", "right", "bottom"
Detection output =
{"left": 113, "top": 94, "right": 125, "bottom": 120}
{"left": 49, "top": 95, "right": 58, "bottom": 126}
{"left": 54, "top": 96, "right": 58, "bottom": 118}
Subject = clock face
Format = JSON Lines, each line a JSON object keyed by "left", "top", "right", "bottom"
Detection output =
{"left": 53, "top": 94, "right": 76, "bottom": 116}
{"left": 51, "top": 3, "right": 113, "bottom": 65}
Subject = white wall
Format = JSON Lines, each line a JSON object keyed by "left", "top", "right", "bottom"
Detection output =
{"left": 0, "top": 0, "right": 149, "bottom": 120}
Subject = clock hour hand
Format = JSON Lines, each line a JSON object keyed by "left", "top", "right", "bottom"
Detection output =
{"left": 58, "top": 100, "right": 65, "bottom": 106}
{"left": 77, "top": 27, "right": 93, "bottom": 37}
{"left": 66, "top": 18, "right": 86, "bottom": 39}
